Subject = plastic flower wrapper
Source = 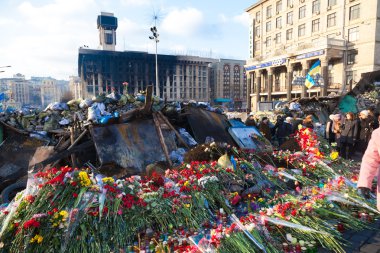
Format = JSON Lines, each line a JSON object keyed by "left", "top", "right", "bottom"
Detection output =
{"left": 188, "top": 232, "right": 217, "bottom": 253}
{"left": 60, "top": 191, "right": 96, "bottom": 252}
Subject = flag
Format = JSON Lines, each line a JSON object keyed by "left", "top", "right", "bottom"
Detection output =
{"left": 304, "top": 60, "right": 321, "bottom": 89}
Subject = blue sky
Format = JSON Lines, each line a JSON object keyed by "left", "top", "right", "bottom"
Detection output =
{"left": 0, "top": 0, "right": 257, "bottom": 80}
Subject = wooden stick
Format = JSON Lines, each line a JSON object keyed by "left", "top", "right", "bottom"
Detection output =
{"left": 152, "top": 113, "right": 172, "bottom": 167}
{"left": 157, "top": 111, "right": 190, "bottom": 149}
{"left": 51, "top": 129, "right": 88, "bottom": 168}
{"left": 70, "top": 127, "right": 77, "bottom": 168}
{"left": 143, "top": 85, "right": 153, "bottom": 114}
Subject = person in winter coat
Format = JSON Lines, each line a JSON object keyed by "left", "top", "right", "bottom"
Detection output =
{"left": 259, "top": 117, "right": 272, "bottom": 142}
{"left": 357, "top": 127, "right": 380, "bottom": 210}
{"left": 275, "top": 117, "right": 293, "bottom": 146}
{"left": 357, "top": 110, "right": 374, "bottom": 155}
{"left": 340, "top": 112, "right": 358, "bottom": 159}
{"left": 245, "top": 113, "right": 257, "bottom": 127}
{"left": 325, "top": 114, "right": 336, "bottom": 145}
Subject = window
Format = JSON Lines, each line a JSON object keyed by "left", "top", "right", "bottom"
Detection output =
{"left": 347, "top": 49, "right": 358, "bottom": 65}
{"left": 287, "top": 0, "right": 293, "bottom": 7}
{"left": 299, "top": 6, "right": 306, "bottom": 19}
{"left": 266, "top": 36, "right": 272, "bottom": 47}
{"left": 348, "top": 27, "right": 359, "bottom": 42}
{"left": 276, "top": 17, "right": 282, "bottom": 28}
{"left": 266, "top": 21, "right": 272, "bottom": 32}
{"left": 275, "top": 33, "right": 281, "bottom": 44}
{"left": 298, "top": 24, "right": 305, "bottom": 37}
{"left": 312, "top": 0, "right": 320, "bottom": 14}
{"left": 286, "top": 28, "right": 293, "bottom": 40}
{"left": 256, "top": 11, "right": 261, "bottom": 22}
{"left": 312, "top": 19, "right": 320, "bottom": 33}
{"left": 276, "top": 1, "right": 282, "bottom": 12}
{"left": 255, "top": 26, "right": 261, "bottom": 37}
{"left": 105, "top": 32, "right": 113, "bottom": 44}
{"left": 349, "top": 4, "right": 360, "bottom": 20}
{"left": 327, "top": 13, "right": 336, "bottom": 27}
{"left": 287, "top": 12, "right": 293, "bottom": 24}
{"left": 267, "top": 5, "right": 272, "bottom": 18}
{"left": 328, "top": 0, "right": 337, "bottom": 7}
{"left": 255, "top": 40, "right": 261, "bottom": 51}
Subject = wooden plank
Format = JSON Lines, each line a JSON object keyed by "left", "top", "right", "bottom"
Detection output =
{"left": 70, "top": 127, "right": 77, "bottom": 168}
{"left": 152, "top": 113, "right": 172, "bottom": 167}
{"left": 157, "top": 111, "right": 190, "bottom": 149}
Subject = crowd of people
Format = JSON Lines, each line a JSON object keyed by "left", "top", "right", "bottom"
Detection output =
{"left": 245, "top": 109, "right": 380, "bottom": 160}
{"left": 325, "top": 109, "right": 380, "bottom": 159}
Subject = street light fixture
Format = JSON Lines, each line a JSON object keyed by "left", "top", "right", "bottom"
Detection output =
{"left": 149, "top": 26, "right": 160, "bottom": 97}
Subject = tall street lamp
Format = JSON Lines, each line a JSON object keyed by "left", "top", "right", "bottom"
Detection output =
{"left": 149, "top": 26, "right": 159, "bottom": 97}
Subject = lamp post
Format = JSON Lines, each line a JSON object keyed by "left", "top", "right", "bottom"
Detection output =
{"left": 149, "top": 27, "right": 159, "bottom": 97}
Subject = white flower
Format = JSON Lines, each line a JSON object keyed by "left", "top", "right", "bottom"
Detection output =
{"left": 286, "top": 233, "right": 293, "bottom": 242}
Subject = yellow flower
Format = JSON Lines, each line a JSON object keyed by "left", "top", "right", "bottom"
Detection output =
{"left": 330, "top": 151, "right": 339, "bottom": 160}
{"left": 30, "top": 234, "right": 43, "bottom": 244}
{"left": 78, "top": 171, "right": 91, "bottom": 187}
{"left": 298, "top": 124, "right": 303, "bottom": 130}
{"left": 59, "top": 210, "right": 68, "bottom": 219}
{"left": 184, "top": 181, "right": 190, "bottom": 187}
{"left": 102, "top": 177, "right": 115, "bottom": 184}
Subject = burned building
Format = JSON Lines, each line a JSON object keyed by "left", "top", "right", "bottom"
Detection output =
{"left": 78, "top": 48, "right": 215, "bottom": 102}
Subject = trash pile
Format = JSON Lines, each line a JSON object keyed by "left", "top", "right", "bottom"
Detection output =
{"left": 0, "top": 126, "right": 377, "bottom": 253}
{"left": 0, "top": 86, "right": 269, "bottom": 203}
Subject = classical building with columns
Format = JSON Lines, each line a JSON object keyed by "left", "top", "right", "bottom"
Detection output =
{"left": 245, "top": 0, "right": 380, "bottom": 112}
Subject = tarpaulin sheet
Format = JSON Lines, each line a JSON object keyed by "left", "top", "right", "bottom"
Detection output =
{"left": 185, "top": 107, "right": 235, "bottom": 145}
{"left": 228, "top": 126, "right": 271, "bottom": 151}
{"left": 91, "top": 119, "right": 177, "bottom": 175}
{"left": 339, "top": 95, "right": 358, "bottom": 113}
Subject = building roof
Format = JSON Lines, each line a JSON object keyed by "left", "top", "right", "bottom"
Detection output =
{"left": 245, "top": 0, "right": 269, "bottom": 12}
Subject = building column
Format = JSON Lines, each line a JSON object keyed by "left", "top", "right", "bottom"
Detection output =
{"left": 301, "top": 61, "right": 309, "bottom": 98}
{"left": 286, "top": 64, "right": 294, "bottom": 101}
{"left": 255, "top": 70, "right": 262, "bottom": 102}
{"left": 246, "top": 72, "right": 252, "bottom": 113}
{"left": 267, "top": 68, "right": 273, "bottom": 101}
{"left": 320, "top": 58, "right": 329, "bottom": 97}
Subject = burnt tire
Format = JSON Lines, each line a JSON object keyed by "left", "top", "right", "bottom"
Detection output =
{"left": 1, "top": 180, "right": 27, "bottom": 203}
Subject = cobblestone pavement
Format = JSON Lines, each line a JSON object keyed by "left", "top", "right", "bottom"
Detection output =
{"left": 318, "top": 220, "right": 380, "bottom": 253}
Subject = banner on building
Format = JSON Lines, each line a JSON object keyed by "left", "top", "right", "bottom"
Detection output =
{"left": 305, "top": 60, "right": 321, "bottom": 89}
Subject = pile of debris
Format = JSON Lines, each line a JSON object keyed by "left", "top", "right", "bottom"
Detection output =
{"left": 0, "top": 86, "right": 268, "bottom": 203}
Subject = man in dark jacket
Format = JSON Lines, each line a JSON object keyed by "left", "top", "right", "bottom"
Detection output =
{"left": 357, "top": 110, "right": 374, "bottom": 155}
{"left": 340, "top": 112, "right": 358, "bottom": 159}
{"left": 274, "top": 117, "right": 293, "bottom": 146}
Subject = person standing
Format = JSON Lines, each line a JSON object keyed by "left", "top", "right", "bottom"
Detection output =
{"left": 357, "top": 127, "right": 380, "bottom": 210}
{"left": 357, "top": 110, "right": 373, "bottom": 155}
{"left": 340, "top": 112, "right": 358, "bottom": 159}
{"left": 245, "top": 112, "right": 257, "bottom": 127}
{"left": 325, "top": 114, "right": 335, "bottom": 145}
{"left": 259, "top": 117, "right": 272, "bottom": 142}
{"left": 275, "top": 117, "right": 293, "bottom": 146}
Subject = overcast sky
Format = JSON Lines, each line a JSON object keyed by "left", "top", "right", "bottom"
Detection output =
{"left": 0, "top": 0, "right": 256, "bottom": 80}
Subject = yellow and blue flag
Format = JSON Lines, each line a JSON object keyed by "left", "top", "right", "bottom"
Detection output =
{"left": 305, "top": 60, "right": 321, "bottom": 89}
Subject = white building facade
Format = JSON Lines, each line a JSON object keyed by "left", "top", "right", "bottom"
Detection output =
{"left": 246, "top": 0, "right": 380, "bottom": 111}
